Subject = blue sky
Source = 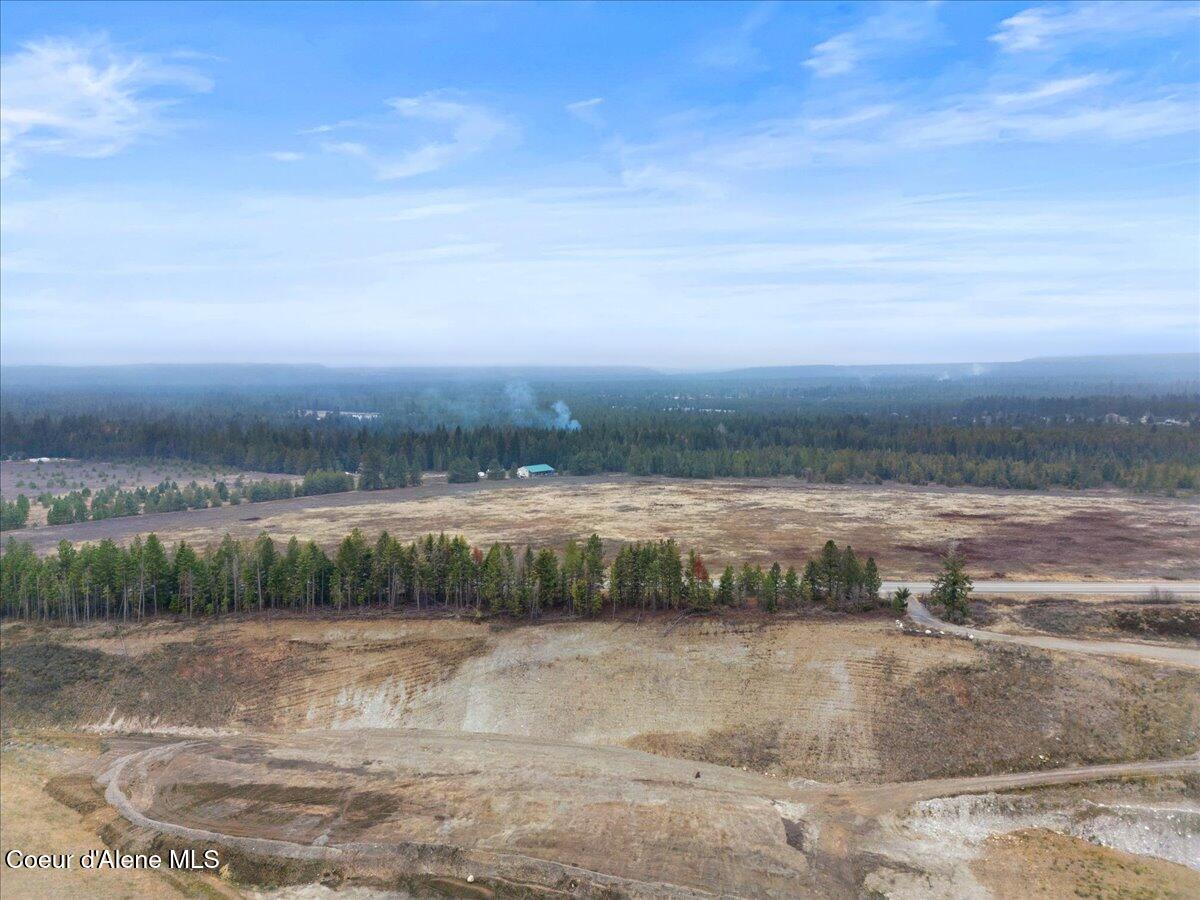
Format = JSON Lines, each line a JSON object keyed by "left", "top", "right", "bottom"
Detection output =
{"left": 1, "top": 0, "right": 1197, "bottom": 367}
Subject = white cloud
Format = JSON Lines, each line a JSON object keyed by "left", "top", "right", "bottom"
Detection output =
{"left": 805, "top": 1, "right": 941, "bottom": 77}
{"left": 685, "top": 72, "right": 1196, "bottom": 171}
{"left": 992, "top": 1, "right": 1200, "bottom": 53}
{"left": 268, "top": 150, "right": 304, "bottom": 162}
{"left": 896, "top": 86, "right": 1196, "bottom": 148}
{"left": 566, "top": 97, "right": 605, "bottom": 127}
{"left": 0, "top": 36, "right": 211, "bottom": 179}
{"left": 312, "top": 93, "right": 510, "bottom": 180}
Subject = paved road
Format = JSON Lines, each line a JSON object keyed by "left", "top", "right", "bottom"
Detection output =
{"left": 904, "top": 595, "right": 1200, "bottom": 669}
{"left": 883, "top": 579, "right": 1200, "bottom": 596}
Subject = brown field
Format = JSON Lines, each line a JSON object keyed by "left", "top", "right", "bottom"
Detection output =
{"left": 11, "top": 475, "right": 1199, "bottom": 580}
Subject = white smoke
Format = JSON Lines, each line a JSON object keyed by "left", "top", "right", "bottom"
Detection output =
{"left": 552, "top": 400, "right": 581, "bottom": 431}
{"left": 504, "top": 381, "right": 581, "bottom": 430}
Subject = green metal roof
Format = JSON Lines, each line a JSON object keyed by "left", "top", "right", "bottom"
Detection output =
{"left": 524, "top": 463, "right": 555, "bottom": 473}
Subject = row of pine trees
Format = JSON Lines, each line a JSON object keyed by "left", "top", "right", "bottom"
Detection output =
{"left": 0, "top": 531, "right": 882, "bottom": 623}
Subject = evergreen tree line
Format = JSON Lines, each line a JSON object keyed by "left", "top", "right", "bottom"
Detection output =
{"left": 0, "top": 532, "right": 885, "bottom": 623}
{"left": 3, "top": 407, "right": 1196, "bottom": 493}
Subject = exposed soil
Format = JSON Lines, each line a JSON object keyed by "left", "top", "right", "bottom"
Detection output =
{"left": 9, "top": 476, "right": 1199, "bottom": 580}
{"left": 973, "top": 597, "right": 1200, "bottom": 646}
{"left": 0, "top": 739, "right": 238, "bottom": 899}
{"left": 5, "top": 615, "right": 1198, "bottom": 785}
{"left": 3, "top": 608, "right": 1199, "bottom": 897}
{"left": 974, "top": 829, "right": 1200, "bottom": 899}
{"left": 876, "top": 642, "right": 1200, "bottom": 780}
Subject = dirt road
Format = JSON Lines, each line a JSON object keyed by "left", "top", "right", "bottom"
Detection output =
{"left": 885, "top": 579, "right": 1200, "bottom": 596}
{"left": 95, "top": 729, "right": 1200, "bottom": 898}
{"left": 906, "top": 596, "right": 1200, "bottom": 669}
{"left": 818, "top": 752, "right": 1200, "bottom": 815}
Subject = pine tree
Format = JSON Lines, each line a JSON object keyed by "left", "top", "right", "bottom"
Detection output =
{"left": 716, "top": 566, "right": 736, "bottom": 606}
{"left": 783, "top": 566, "right": 800, "bottom": 608}
{"left": 819, "top": 540, "right": 842, "bottom": 604}
{"left": 762, "top": 562, "right": 781, "bottom": 613}
{"left": 863, "top": 557, "right": 881, "bottom": 605}
{"left": 358, "top": 450, "right": 385, "bottom": 491}
{"left": 929, "top": 551, "right": 972, "bottom": 623}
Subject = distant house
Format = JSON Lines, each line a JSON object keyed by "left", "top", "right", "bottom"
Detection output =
{"left": 516, "top": 463, "right": 556, "bottom": 478}
{"left": 298, "top": 409, "right": 380, "bottom": 421}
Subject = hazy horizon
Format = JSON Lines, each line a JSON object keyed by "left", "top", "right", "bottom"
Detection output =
{"left": 2, "top": 1, "right": 1199, "bottom": 366}
{"left": 3, "top": 350, "right": 1196, "bottom": 372}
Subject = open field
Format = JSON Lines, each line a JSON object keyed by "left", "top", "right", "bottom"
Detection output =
{"left": 1, "top": 459, "right": 299, "bottom": 526}
{"left": 9, "top": 475, "right": 1199, "bottom": 580}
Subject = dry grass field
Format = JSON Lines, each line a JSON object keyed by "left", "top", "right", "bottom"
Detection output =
{"left": 12, "top": 475, "right": 1198, "bottom": 580}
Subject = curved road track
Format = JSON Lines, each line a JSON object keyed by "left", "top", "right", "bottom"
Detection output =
{"left": 89, "top": 599, "right": 1200, "bottom": 896}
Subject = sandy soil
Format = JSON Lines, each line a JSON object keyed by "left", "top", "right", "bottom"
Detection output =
{"left": 0, "top": 739, "right": 231, "bottom": 899}
{"left": 10, "top": 476, "right": 1199, "bottom": 580}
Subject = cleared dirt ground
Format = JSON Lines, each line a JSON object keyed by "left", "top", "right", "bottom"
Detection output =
{"left": 974, "top": 597, "right": 1200, "bottom": 646}
{"left": 5, "top": 614, "right": 1197, "bottom": 783}
{"left": 11, "top": 475, "right": 1199, "bottom": 580}
{"left": 3, "top": 613, "right": 1198, "bottom": 897}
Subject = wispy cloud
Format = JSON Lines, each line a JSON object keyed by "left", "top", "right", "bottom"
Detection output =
{"left": 267, "top": 150, "right": 304, "bottom": 162}
{"left": 694, "top": 1, "right": 777, "bottom": 71}
{"left": 895, "top": 83, "right": 1196, "bottom": 148}
{"left": 0, "top": 35, "right": 211, "bottom": 179}
{"left": 312, "top": 93, "right": 511, "bottom": 180}
{"left": 5, "top": 184, "right": 1193, "bottom": 364}
{"left": 805, "top": 1, "right": 941, "bottom": 77}
{"left": 566, "top": 97, "right": 605, "bottom": 127}
{"left": 684, "top": 71, "right": 1196, "bottom": 171}
{"left": 991, "top": 1, "right": 1200, "bottom": 53}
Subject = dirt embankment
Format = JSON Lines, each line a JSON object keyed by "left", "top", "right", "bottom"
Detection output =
{"left": 974, "top": 597, "right": 1200, "bottom": 645}
{"left": 5, "top": 614, "right": 1198, "bottom": 784}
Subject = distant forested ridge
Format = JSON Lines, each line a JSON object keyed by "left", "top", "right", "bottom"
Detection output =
{"left": 2, "top": 357, "right": 1197, "bottom": 496}
{"left": 0, "top": 530, "right": 884, "bottom": 622}
{"left": 2, "top": 404, "right": 1196, "bottom": 493}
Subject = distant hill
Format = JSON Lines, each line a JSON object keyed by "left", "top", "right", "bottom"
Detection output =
{"left": 0, "top": 363, "right": 659, "bottom": 390}
{"left": 2, "top": 354, "right": 1194, "bottom": 397}
{"left": 708, "top": 354, "right": 1199, "bottom": 385}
